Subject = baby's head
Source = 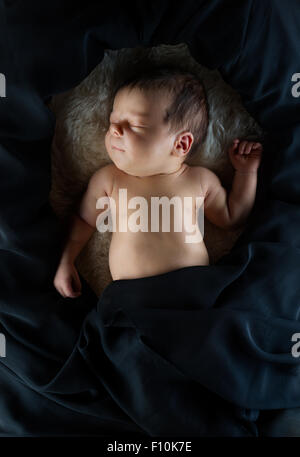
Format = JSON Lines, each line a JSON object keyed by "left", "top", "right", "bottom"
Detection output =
{"left": 105, "top": 65, "right": 209, "bottom": 177}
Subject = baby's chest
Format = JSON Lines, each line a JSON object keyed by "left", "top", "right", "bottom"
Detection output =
{"left": 110, "top": 185, "right": 203, "bottom": 231}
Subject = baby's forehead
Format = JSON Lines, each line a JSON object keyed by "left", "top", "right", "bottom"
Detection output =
{"left": 113, "top": 86, "right": 170, "bottom": 113}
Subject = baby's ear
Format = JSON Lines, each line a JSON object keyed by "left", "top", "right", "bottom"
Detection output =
{"left": 174, "top": 131, "right": 193, "bottom": 156}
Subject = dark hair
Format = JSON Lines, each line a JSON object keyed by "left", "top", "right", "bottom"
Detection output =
{"left": 112, "top": 64, "right": 209, "bottom": 158}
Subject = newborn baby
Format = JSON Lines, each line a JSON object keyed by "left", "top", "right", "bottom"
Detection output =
{"left": 53, "top": 66, "right": 262, "bottom": 298}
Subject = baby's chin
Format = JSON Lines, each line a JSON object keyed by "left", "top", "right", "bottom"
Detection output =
{"left": 113, "top": 161, "right": 147, "bottom": 177}
{"left": 107, "top": 149, "right": 124, "bottom": 168}
{"left": 109, "top": 157, "right": 134, "bottom": 175}
{"left": 108, "top": 150, "right": 153, "bottom": 176}
{"left": 116, "top": 164, "right": 139, "bottom": 176}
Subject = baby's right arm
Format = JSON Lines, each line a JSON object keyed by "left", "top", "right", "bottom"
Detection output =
{"left": 53, "top": 164, "right": 114, "bottom": 298}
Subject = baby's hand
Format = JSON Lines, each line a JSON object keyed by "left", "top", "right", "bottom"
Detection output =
{"left": 53, "top": 261, "right": 82, "bottom": 298}
{"left": 228, "top": 139, "right": 263, "bottom": 173}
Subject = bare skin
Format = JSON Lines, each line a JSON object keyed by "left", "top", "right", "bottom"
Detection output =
{"left": 53, "top": 87, "right": 262, "bottom": 297}
{"left": 105, "top": 162, "right": 208, "bottom": 280}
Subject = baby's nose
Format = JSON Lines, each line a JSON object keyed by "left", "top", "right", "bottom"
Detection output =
{"left": 110, "top": 123, "right": 123, "bottom": 136}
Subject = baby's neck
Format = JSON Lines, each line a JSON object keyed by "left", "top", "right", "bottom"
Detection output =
{"left": 132, "top": 162, "right": 189, "bottom": 179}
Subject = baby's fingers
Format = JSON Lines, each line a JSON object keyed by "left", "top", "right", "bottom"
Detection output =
{"left": 56, "top": 285, "right": 66, "bottom": 298}
{"left": 245, "top": 142, "right": 255, "bottom": 155}
{"left": 72, "top": 269, "right": 82, "bottom": 294}
{"left": 64, "top": 277, "right": 80, "bottom": 298}
{"left": 57, "top": 284, "right": 68, "bottom": 298}
{"left": 238, "top": 141, "right": 250, "bottom": 154}
{"left": 252, "top": 142, "right": 263, "bottom": 151}
{"left": 228, "top": 139, "right": 240, "bottom": 154}
{"left": 53, "top": 276, "right": 66, "bottom": 298}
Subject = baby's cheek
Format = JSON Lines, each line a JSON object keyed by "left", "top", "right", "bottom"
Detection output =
{"left": 104, "top": 132, "right": 110, "bottom": 149}
{"left": 136, "top": 135, "right": 153, "bottom": 152}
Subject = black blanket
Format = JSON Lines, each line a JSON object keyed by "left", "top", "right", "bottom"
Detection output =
{"left": 0, "top": 0, "right": 300, "bottom": 437}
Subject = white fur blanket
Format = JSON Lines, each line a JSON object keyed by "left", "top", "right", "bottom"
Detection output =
{"left": 49, "top": 43, "right": 263, "bottom": 297}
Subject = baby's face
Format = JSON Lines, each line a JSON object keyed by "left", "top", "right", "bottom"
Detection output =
{"left": 105, "top": 87, "right": 180, "bottom": 177}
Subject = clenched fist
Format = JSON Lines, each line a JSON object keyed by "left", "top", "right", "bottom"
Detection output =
{"left": 53, "top": 261, "right": 82, "bottom": 298}
{"left": 228, "top": 139, "right": 263, "bottom": 173}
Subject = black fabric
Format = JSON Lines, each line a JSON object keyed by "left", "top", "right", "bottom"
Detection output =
{"left": 0, "top": 0, "right": 300, "bottom": 436}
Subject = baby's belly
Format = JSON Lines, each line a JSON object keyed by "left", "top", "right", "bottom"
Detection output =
{"left": 109, "top": 231, "right": 209, "bottom": 281}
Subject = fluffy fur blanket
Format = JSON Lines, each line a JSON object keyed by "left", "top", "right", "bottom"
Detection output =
{"left": 49, "top": 43, "right": 263, "bottom": 296}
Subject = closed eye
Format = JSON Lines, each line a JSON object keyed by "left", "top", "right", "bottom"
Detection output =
{"left": 123, "top": 122, "right": 147, "bottom": 129}
{"left": 110, "top": 121, "right": 145, "bottom": 128}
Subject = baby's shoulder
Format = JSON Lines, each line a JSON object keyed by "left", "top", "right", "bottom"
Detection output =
{"left": 93, "top": 163, "right": 120, "bottom": 181}
{"left": 95, "top": 162, "right": 118, "bottom": 176}
{"left": 188, "top": 165, "right": 215, "bottom": 178}
{"left": 187, "top": 165, "right": 221, "bottom": 196}
{"left": 89, "top": 163, "right": 118, "bottom": 196}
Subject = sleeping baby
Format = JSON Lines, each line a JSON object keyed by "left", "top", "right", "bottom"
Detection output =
{"left": 53, "top": 66, "right": 262, "bottom": 298}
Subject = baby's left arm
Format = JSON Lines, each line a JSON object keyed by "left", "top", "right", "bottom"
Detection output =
{"left": 196, "top": 139, "right": 262, "bottom": 231}
{"left": 226, "top": 139, "right": 263, "bottom": 229}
